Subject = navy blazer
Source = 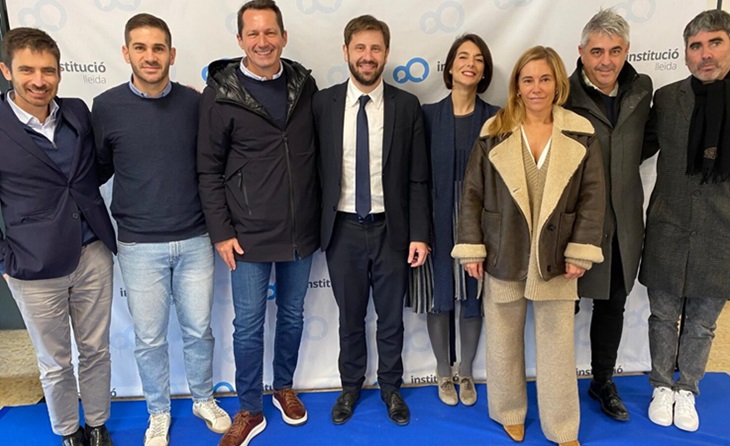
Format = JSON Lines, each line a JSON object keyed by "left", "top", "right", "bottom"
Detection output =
{"left": 0, "top": 94, "right": 116, "bottom": 280}
{"left": 313, "top": 81, "right": 431, "bottom": 251}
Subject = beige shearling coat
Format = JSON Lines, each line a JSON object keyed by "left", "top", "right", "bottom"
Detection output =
{"left": 452, "top": 106, "right": 605, "bottom": 282}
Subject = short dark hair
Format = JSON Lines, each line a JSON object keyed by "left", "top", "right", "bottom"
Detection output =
{"left": 683, "top": 9, "right": 730, "bottom": 47}
{"left": 125, "top": 13, "right": 172, "bottom": 48}
{"left": 237, "top": 0, "right": 285, "bottom": 36}
{"left": 1, "top": 27, "right": 60, "bottom": 68}
{"left": 344, "top": 15, "right": 390, "bottom": 49}
{"left": 442, "top": 34, "right": 493, "bottom": 94}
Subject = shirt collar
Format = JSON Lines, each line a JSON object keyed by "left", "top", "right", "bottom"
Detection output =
{"left": 128, "top": 77, "right": 173, "bottom": 98}
{"left": 581, "top": 69, "right": 618, "bottom": 97}
{"left": 239, "top": 58, "right": 283, "bottom": 81}
{"left": 346, "top": 78, "right": 384, "bottom": 109}
{"left": 5, "top": 89, "right": 59, "bottom": 125}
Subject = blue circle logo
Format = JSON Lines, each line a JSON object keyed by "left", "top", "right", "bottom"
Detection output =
{"left": 420, "top": 1, "right": 465, "bottom": 34}
{"left": 393, "top": 58, "right": 430, "bottom": 84}
{"left": 18, "top": 0, "right": 67, "bottom": 31}
{"left": 297, "top": 0, "right": 342, "bottom": 14}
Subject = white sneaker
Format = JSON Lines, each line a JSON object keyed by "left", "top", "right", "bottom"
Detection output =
{"left": 193, "top": 399, "right": 232, "bottom": 434}
{"left": 648, "top": 386, "right": 674, "bottom": 427}
{"left": 144, "top": 412, "right": 171, "bottom": 446}
{"left": 674, "top": 390, "right": 699, "bottom": 432}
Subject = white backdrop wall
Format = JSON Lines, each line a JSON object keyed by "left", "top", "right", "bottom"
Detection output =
{"left": 5, "top": 0, "right": 712, "bottom": 397}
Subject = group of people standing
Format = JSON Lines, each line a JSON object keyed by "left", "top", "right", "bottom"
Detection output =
{"left": 0, "top": 1, "right": 727, "bottom": 446}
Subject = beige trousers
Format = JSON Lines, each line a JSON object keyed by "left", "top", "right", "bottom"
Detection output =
{"left": 484, "top": 297, "right": 579, "bottom": 444}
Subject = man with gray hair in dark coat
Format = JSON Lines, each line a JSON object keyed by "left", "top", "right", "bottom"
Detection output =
{"left": 564, "top": 8, "right": 653, "bottom": 422}
{"left": 641, "top": 9, "right": 730, "bottom": 433}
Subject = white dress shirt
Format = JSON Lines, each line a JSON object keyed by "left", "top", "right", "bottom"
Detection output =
{"left": 338, "top": 79, "right": 385, "bottom": 214}
{"left": 6, "top": 90, "right": 59, "bottom": 145}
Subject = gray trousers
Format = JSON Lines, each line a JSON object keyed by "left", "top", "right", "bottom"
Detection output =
{"left": 648, "top": 288, "right": 726, "bottom": 395}
{"left": 7, "top": 241, "right": 113, "bottom": 436}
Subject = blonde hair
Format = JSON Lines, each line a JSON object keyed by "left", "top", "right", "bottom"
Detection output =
{"left": 488, "top": 45, "right": 570, "bottom": 137}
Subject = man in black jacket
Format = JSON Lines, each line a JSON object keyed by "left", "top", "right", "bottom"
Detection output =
{"left": 197, "top": 1, "right": 319, "bottom": 445}
{"left": 565, "top": 9, "right": 653, "bottom": 422}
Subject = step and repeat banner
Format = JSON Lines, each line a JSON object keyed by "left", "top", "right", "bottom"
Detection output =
{"left": 5, "top": 0, "right": 712, "bottom": 397}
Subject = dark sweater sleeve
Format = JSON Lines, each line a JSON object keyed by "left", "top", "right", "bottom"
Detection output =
{"left": 197, "top": 87, "right": 236, "bottom": 244}
{"left": 91, "top": 98, "right": 115, "bottom": 185}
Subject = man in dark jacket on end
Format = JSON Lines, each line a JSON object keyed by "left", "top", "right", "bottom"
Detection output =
{"left": 197, "top": 1, "right": 319, "bottom": 445}
{"left": 564, "top": 8, "right": 653, "bottom": 422}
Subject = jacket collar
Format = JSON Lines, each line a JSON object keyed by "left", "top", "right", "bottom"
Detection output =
{"left": 568, "top": 59, "right": 649, "bottom": 129}
{"left": 206, "top": 57, "right": 311, "bottom": 122}
{"left": 0, "top": 94, "right": 80, "bottom": 175}
{"left": 486, "top": 106, "right": 593, "bottom": 234}
{"left": 677, "top": 76, "right": 694, "bottom": 123}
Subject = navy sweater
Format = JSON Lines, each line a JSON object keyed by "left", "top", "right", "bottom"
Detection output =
{"left": 92, "top": 82, "right": 207, "bottom": 243}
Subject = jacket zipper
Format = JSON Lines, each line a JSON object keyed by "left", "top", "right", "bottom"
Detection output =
{"left": 238, "top": 171, "right": 252, "bottom": 216}
{"left": 282, "top": 132, "right": 298, "bottom": 258}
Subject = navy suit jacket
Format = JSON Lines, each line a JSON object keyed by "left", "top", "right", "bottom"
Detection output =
{"left": 0, "top": 94, "right": 116, "bottom": 280}
{"left": 313, "top": 81, "right": 431, "bottom": 251}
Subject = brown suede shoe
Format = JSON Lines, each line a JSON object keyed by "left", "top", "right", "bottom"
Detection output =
{"left": 273, "top": 389, "right": 308, "bottom": 426}
{"left": 503, "top": 424, "right": 525, "bottom": 442}
{"left": 219, "top": 411, "right": 266, "bottom": 446}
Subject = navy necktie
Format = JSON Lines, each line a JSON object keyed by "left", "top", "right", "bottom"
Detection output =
{"left": 356, "top": 95, "right": 371, "bottom": 218}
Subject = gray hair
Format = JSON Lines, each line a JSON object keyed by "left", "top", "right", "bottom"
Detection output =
{"left": 580, "top": 8, "right": 630, "bottom": 47}
{"left": 683, "top": 9, "right": 730, "bottom": 47}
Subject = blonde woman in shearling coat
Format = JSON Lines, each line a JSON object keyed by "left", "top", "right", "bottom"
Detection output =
{"left": 451, "top": 46, "right": 605, "bottom": 446}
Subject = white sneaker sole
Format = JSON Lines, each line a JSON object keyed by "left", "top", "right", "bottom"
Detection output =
{"left": 192, "top": 406, "right": 231, "bottom": 434}
{"left": 674, "top": 419, "right": 699, "bottom": 432}
{"left": 272, "top": 396, "right": 308, "bottom": 426}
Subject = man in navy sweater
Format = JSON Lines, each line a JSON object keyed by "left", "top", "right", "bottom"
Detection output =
{"left": 0, "top": 28, "right": 116, "bottom": 446}
{"left": 92, "top": 14, "right": 230, "bottom": 446}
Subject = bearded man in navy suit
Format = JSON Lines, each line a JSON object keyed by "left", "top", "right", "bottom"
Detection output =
{"left": 313, "top": 14, "right": 431, "bottom": 427}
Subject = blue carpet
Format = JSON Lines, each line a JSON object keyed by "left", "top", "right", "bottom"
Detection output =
{"left": 1, "top": 373, "right": 728, "bottom": 445}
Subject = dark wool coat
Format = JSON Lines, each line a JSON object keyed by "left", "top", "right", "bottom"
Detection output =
{"left": 640, "top": 76, "right": 730, "bottom": 300}
{"left": 565, "top": 61, "right": 653, "bottom": 299}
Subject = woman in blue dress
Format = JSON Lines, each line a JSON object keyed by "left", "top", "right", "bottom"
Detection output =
{"left": 409, "top": 34, "right": 499, "bottom": 406}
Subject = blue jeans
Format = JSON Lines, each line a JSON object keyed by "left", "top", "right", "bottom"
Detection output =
{"left": 117, "top": 234, "right": 215, "bottom": 414}
{"left": 648, "top": 288, "right": 726, "bottom": 395}
{"left": 230, "top": 255, "right": 313, "bottom": 413}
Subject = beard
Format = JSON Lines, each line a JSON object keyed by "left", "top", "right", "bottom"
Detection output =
{"left": 348, "top": 59, "right": 384, "bottom": 87}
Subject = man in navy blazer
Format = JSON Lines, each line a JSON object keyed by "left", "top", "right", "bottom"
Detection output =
{"left": 0, "top": 28, "right": 116, "bottom": 446}
{"left": 313, "top": 15, "right": 431, "bottom": 427}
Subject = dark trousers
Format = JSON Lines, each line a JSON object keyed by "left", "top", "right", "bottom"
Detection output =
{"left": 590, "top": 236, "right": 628, "bottom": 383}
{"left": 326, "top": 213, "right": 409, "bottom": 393}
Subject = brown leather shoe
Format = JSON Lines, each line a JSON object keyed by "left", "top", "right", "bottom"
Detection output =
{"left": 503, "top": 424, "right": 525, "bottom": 442}
{"left": 559, "top": 441, "right": 580, "bottom": 446}
{"left": 273, "top": 388, "right": 308, "bottom": 426}
{"left": 219, "top": 411, "right": 266, "bottom": 446}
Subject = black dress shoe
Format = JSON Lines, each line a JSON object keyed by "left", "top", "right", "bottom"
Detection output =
{"left": 332, "top": 390, "right": 360, "bottom": 425}
{"left": 61, "top": 427, "right": 85, "bottom": 446}
{"left": 589, "top": 379, "right": 629, "bottom": 421}
{"left": 85, "top": 424, "right": 114, "bottom": 446}
{"left": 382, "top": 391, "right": 409, "bottom": 426}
